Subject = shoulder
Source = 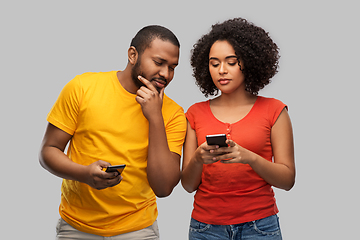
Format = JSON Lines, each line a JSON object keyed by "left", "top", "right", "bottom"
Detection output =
{"left": 185, "top": 100, "right": 210, "bottom": 127}
{"left": 186, "top": 100, "right": 209, "bottom": 114}
{"left": 63, "top": 71, "right": 117, "bottom": 95}
{"left": 256, "top": 96, "right": 287, "bottom": 125}
{"left": 257, "top": 96, "right": 286, "bottom": 109}
{"left": 163, "top": 94, "right": 183, "bottom": 112}
{"left": 74, "top": 71, "right": 116, "bottom": 86}
{"left": 162, "top": 94, "right": 186, "bottom": 121}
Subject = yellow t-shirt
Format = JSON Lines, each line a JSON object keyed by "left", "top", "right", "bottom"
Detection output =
{"left": 47, "top": 71, "right": 186, "bottom": 236}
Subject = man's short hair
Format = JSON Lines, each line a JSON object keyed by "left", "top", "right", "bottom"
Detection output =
{"left": 130, "top": 25, "right": 180, "bottom": 55}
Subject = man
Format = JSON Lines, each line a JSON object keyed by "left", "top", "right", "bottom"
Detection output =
{"left": 39, "top": 25, "right": 186, "bottom": 239}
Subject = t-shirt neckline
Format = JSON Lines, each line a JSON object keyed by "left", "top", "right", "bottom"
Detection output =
{"left": 206, "top": 96, "right": 261, "bottom": 125}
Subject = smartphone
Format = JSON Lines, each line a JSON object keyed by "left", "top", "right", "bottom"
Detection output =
{"left": 105, "top": 164, "right": 126, "bottom": 174}
{"left": 206, "top": 134, "right": 228, "bottom": 147}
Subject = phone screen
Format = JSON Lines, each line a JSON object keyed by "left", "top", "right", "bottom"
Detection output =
{"left": 206, "top": 134, "right": 227, "bottom": 147}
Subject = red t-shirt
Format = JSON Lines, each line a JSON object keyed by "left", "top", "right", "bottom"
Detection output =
{"left": 185, "top": 96, "right": 287, "bottom": 225}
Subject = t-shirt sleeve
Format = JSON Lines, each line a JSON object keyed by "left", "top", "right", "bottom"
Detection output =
{"left": 166, "top": 108, "right": 187, "bottom": 156}
{"left": 47, "top": 76, "right": 82, "bottom": 135}
{"left": 268, "top": 98, "right": 287, "bottom": 126}
{"left": 185, "top": 104, "right": 196, "bottom": 130}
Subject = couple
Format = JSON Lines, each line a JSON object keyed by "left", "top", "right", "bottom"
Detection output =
{"left": 39, "top": 18, "right": 295, "bottom": 240}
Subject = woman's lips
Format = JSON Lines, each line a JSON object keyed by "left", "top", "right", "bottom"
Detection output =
{"left": 219, "top": 79, "right": 230, "bottom": 85}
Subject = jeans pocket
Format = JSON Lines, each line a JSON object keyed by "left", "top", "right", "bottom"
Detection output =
{"left": 189, "top": 218, "right": 211, "bottom": 233}
{"left": 250, "top": 215, "right": 281, "bottom": 236}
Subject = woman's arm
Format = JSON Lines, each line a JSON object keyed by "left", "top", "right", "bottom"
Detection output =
{"left": 181, "top": 121, "right": 221, "bottom": 193}
{"left": 215, "top": 109, "right": 295, "bottom": 191}
{"left": 257, "top": 108, "right": 295, "bottom": 190}
{"left": 181, "top": 121, "right": 203, "bottom": 193}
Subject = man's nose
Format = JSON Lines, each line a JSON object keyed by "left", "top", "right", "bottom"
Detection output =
{"left": 159, "top": 66, "right": 170, "bottom": 79}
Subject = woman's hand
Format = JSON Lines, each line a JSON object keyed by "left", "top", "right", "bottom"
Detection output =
{"left": 193, "top": 141, "right": 229, "bottom": 164}
{"left": 209, "top": 139, "right": 255, "bottom": 164}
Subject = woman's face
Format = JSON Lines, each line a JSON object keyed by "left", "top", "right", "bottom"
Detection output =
{"left": 209, "top": 40, "right": 245, "bottom": 95}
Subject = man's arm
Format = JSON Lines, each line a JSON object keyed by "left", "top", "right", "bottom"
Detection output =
{"left": 136, "top": 76, "right": 181, "bottom": 197}
{"left": 147, "top": 115, "right": 181, "bottom": 197}
{"left": 39, "top": 123, "right": 122, "bottom": 190}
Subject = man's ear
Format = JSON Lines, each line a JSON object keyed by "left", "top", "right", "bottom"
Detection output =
{"left": 128, "top": 46, "right": 138, "bottom": 65}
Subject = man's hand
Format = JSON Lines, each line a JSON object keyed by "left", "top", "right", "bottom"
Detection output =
{"left": 135, "top": 76, "right": 164, "bottom": 120}
{"left": 84, "top": 160, "right": 123, "bottom": 190}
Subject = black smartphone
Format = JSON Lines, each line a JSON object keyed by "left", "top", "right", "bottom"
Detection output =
{"left": 206, "top": 134, "right": 228, "bottom": 147}
{"left": 105, "top": 164, "right": 126, "bottom": 174}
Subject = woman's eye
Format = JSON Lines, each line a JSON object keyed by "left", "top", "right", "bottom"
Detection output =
{"left": 228, "top": 62, "right": 237, "bottom": 66}
{"left": 211, "top": 63, "right": 219, "bottom": 67}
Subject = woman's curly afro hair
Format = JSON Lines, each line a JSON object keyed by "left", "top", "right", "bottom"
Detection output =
{"left": 190, "top": 17, "right": 280, "bottom": 97}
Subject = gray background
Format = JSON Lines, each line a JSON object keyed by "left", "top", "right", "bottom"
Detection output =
{"left": 1, "top": 1, "right": 359, "bottom": 239}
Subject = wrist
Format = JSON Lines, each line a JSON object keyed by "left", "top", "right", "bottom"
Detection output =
{"left": 147, "top": 113, "right": 164, "bottom": 124}
{"left": 193, "top": 151, "right": 204, "bottom": 166}
{"left": 74, "top": 164, "right": 91, "bottom": 185}
{"left": 246, "top": 153, "right": 259, "bottom": 167}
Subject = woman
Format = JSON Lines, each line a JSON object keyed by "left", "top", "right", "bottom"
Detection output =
{"left": 181, "top": 18, "right": 295, "bottom": 240}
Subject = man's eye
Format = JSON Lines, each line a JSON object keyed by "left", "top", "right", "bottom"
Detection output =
{"left": 154, "top": 61, "right": 162, "bottom": 66}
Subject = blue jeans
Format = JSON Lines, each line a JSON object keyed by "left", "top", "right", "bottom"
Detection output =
{"left": 189, "top": 215, "right": 282, "bottom": 240}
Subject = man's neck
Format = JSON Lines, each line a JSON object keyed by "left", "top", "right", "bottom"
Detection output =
{"left": 117, "top": 68, "right": 138, "bottom": 94}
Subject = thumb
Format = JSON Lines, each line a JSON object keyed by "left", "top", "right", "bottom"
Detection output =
{"left": 159, "top": 87, "right": 165, "bottom": 100}
{"left": 227, "top": 139, "right": 236, "bottom": 147}
{"left": 96, "top": 160, "right": 111, "bottom": 170}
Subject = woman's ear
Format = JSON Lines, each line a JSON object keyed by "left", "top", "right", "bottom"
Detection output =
{"left": 128, "top": 46, "right": 138, "bottom": 65}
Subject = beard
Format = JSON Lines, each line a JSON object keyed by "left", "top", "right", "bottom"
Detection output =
{"left": 131, "top": 58, "right": 167, "bottom": 93}
{"left": 131, "top": 58, "right": 145, "bottom": 89}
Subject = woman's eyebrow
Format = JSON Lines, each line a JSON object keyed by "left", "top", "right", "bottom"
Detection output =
{"left": 209, "top": 55, "right": 237, "bottom": 60}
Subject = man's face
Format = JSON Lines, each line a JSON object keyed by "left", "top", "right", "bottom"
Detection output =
{"left": 131, "top": 38, "right": 179, "bottom": 92}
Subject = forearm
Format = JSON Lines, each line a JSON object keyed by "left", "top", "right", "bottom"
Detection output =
{"left": 249, "top": 155, "right": 295, "bottom": 191}
{"left": 39, "top": 145, "right": 88, "bottom": 183}
{"left": 181, "top": 156, "right": 203, "bottom": 193}
{"left": 147, "top": 116, "right": 180, "bottom": 197}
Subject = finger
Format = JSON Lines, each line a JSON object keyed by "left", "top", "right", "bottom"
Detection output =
{"left": 135, "top": 88, "right": 147, "bottom": 99}
{"left": 106, "top": 175, "right": 123, "bottom": 188}
{"left": 96, "top": 160, "right": 114, "bottom": 177}
{"left": 135, "top": 95, "right": 142, "bottom": 105}
{"left": 226, "top": 139, "right": 236, "bottom": 147}
{"left": 97, "top": 160, "right": 112, "bottom": 169}
{"left": 138, "top": 75, "right": 157, "bottom": 92}
{"left": 97, "top": 167, "right": 119, "bottom": 180}
{"left": 103, "top": 171, "right": 119, "bottom": 179}
{"left": 159, "top": 87, "right": 164, "bottom": 100}
{"left": 203, "top": 144, "right": 219, "bottom": 151}
{"left": 214, "top": 151, "right": 233, "bottom": 160}
{"left": 135, "top": 87, "right": 152, "bottom": 105}
{"left": 220, "top": 158, "right": 237, "bottom": 164}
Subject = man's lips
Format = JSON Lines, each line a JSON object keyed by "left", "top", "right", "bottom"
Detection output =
{"left": 152, "top": 78, "right": 167, "bottom": 88}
